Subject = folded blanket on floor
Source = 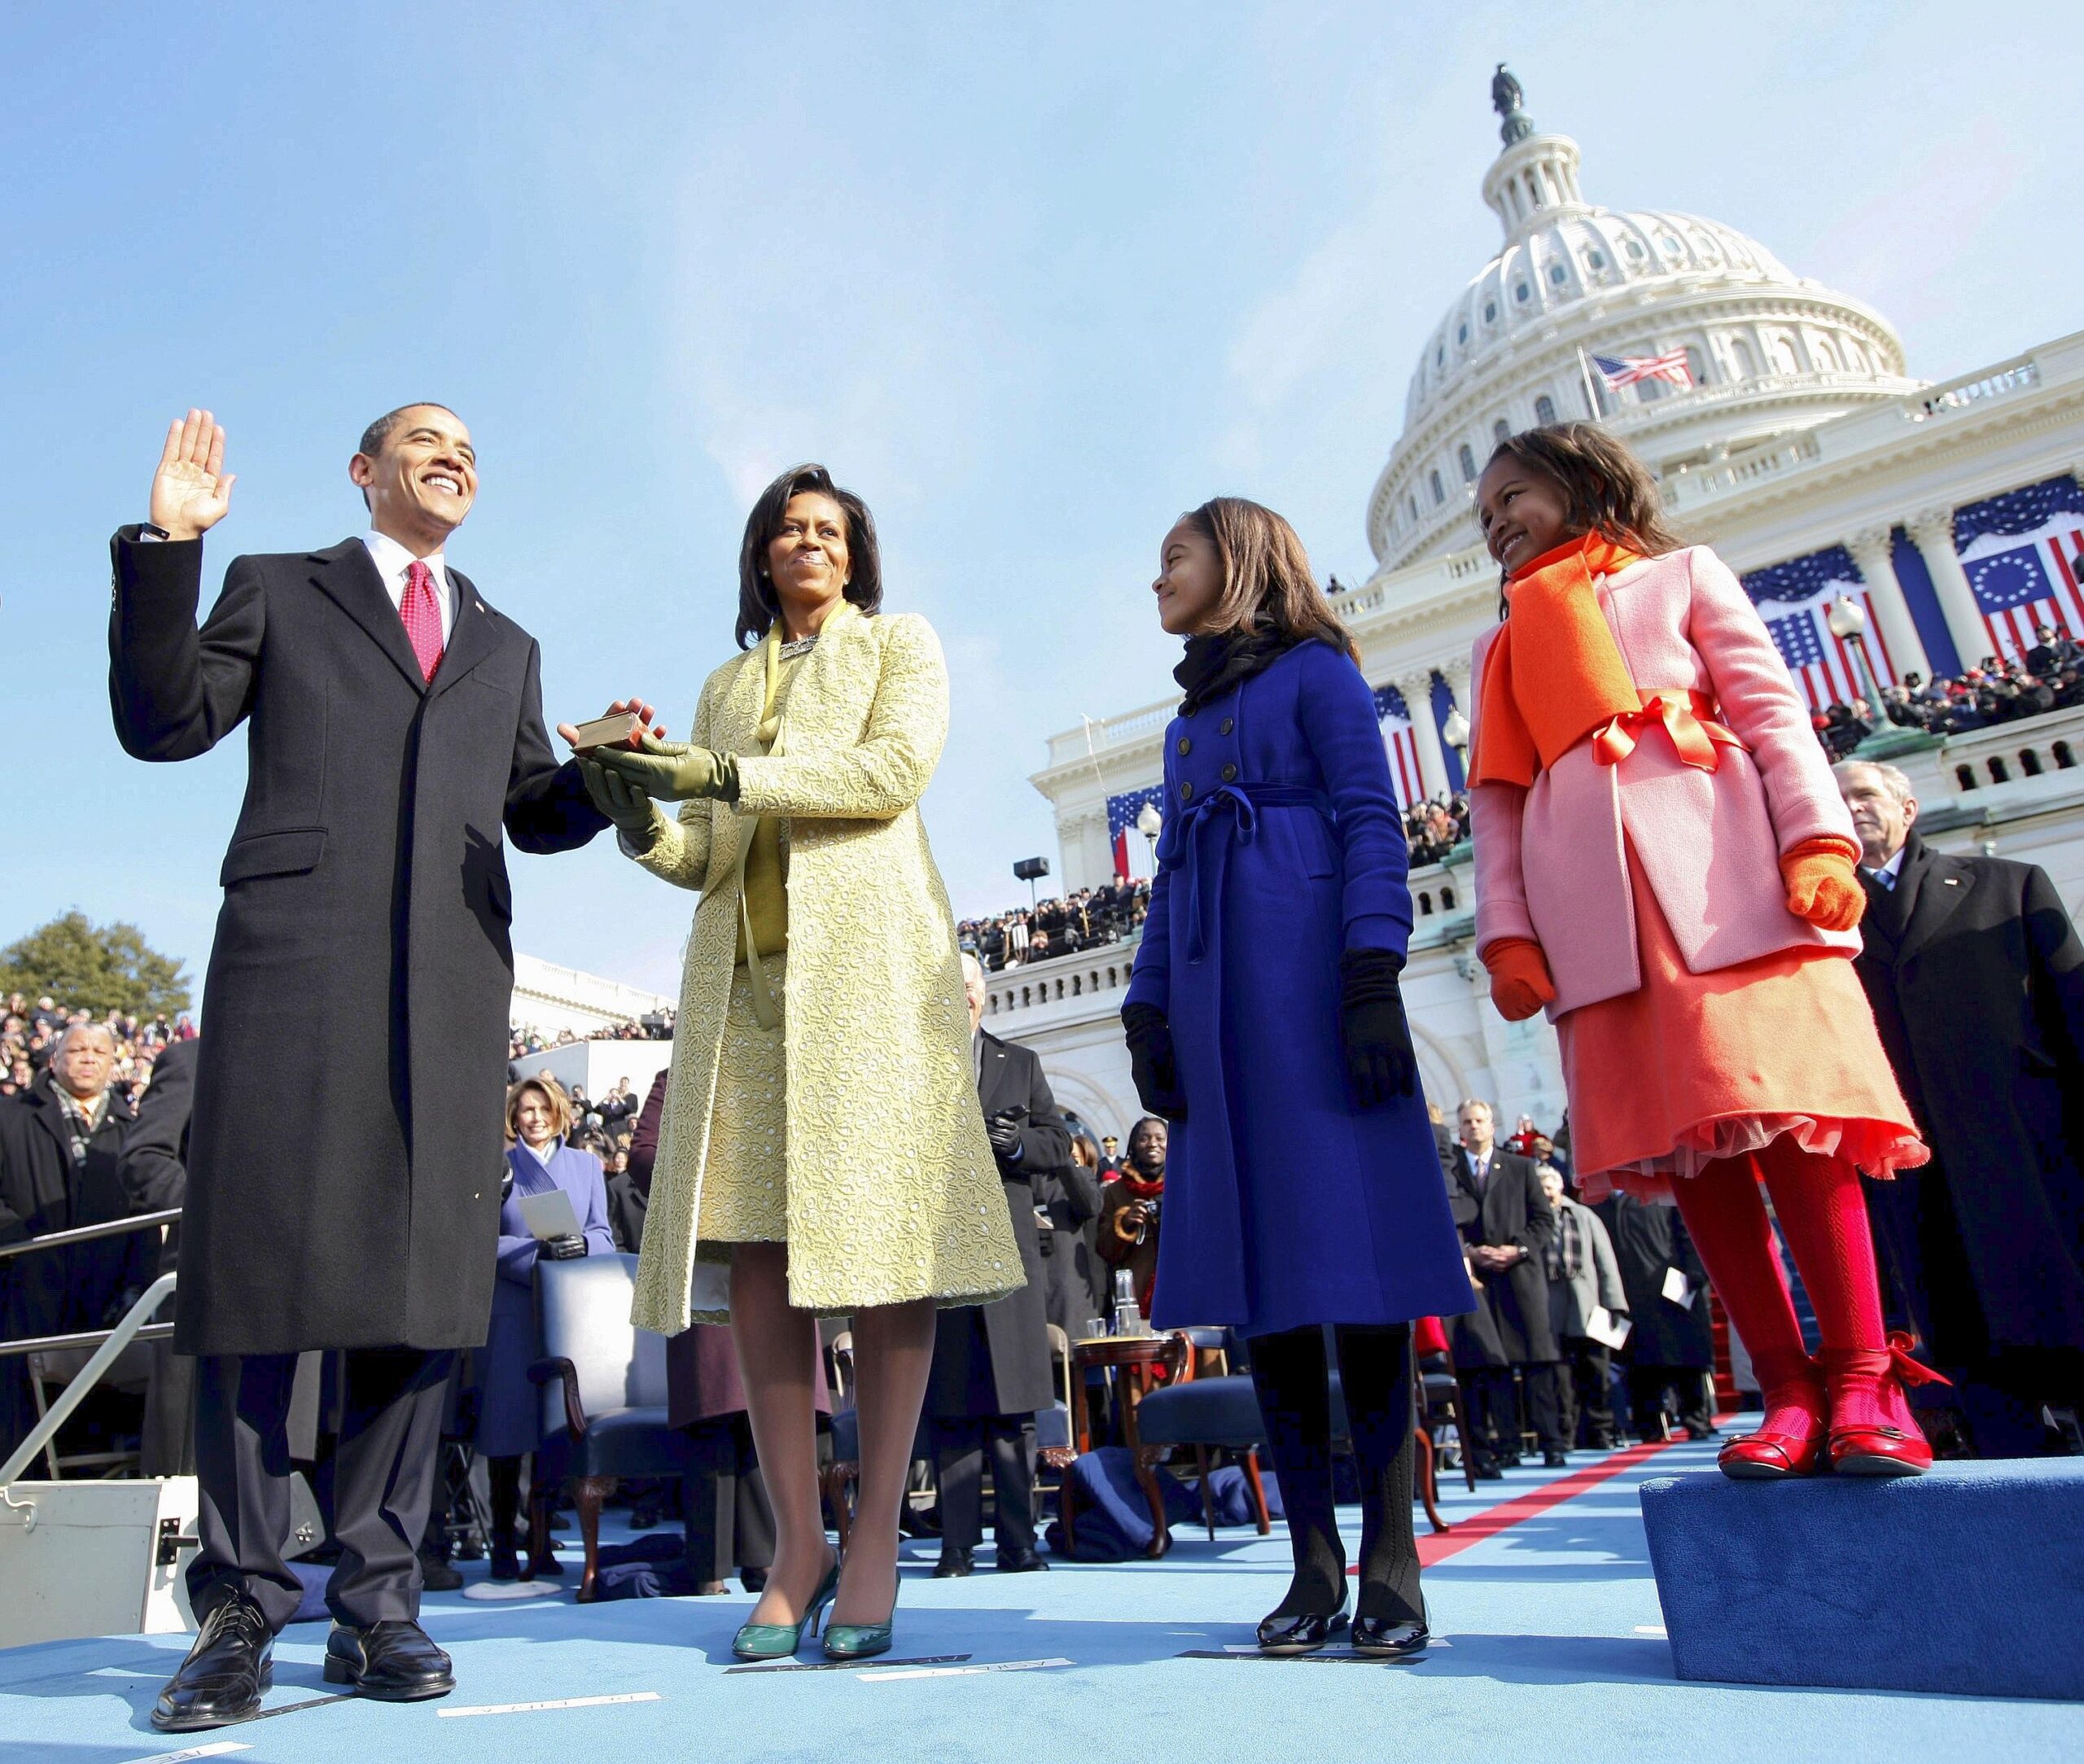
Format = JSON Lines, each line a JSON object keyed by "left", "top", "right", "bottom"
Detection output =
{"left": 1043, "top": 1447, "right": 1279, "bottom": 1561}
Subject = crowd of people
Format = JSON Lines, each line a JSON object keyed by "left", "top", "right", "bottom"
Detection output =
{"left": 959, "top": 882, "right": 1149, "bottom": 971}
{"left": 1815, "top": 627, "right": 2084, "bottom": 758}
{"left": 508, "top": 1012, "right": 674, "bottom": 1061}
{"left": 1404, "top": 794, "right": 1471, "bottom": 866}
{"left": 1, "top": 993, "right": 195, "bottom": 1106}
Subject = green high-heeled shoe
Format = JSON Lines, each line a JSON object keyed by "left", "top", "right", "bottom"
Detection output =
{"left": 731, "top": 1556, "right": 841, "bottom": 1661}
{"left": 822, "top": 1566, "right": 900, "bottom": 1662}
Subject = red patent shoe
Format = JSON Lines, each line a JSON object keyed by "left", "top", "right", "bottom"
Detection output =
{"left": 1824, "top": 1332, "right": 1950, "bottom": 1477}
{"left": 1718, "top": 1358, "right": 1828, "bottom": 1480}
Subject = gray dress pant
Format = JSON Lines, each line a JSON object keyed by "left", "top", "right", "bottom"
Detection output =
{"left": 190, "top": 1347, "right": 455, "bottom": 1630}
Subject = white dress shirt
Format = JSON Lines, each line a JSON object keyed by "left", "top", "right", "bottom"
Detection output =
{"left": 1866, "top": 844, "right": 1907, "bottom": 891}
{"left": 362, "top": 529, "right": 455, "bottom": 643}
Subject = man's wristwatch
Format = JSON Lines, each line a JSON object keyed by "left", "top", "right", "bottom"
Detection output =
{"left": 137, "top": 522, "right": 171, "bottom": 543}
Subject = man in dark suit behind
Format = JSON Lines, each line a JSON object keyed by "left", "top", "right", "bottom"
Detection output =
{"left": 117, "top": 1035, "right": 199, "bottom": 1476}
{"left": 1837, "top": 759, "right": 2084, "bottom": 1455}
{"left": 922, "top": 955, "right": 1071, "bottom": 1576}
{"left": 108, "top": 408, "right": 615, "bottom": 1731}
{"left": 1443, "top": 1098, "right": 1561, "bottom": 1472}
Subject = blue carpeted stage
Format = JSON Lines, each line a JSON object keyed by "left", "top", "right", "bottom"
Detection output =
{"left": 3, "top": 1433, "right": 2080, "bottom": 1764}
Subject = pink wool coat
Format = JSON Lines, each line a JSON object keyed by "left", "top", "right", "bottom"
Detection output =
{"left": 1469, "top": 545, "right": 1862, "bottom": 1018}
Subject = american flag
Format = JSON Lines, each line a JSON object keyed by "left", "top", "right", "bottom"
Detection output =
{"left": 1107, "top": 785, "right": 1167, "bottom": 882}
{"left": 1743, "top": 545, "right": 1897, "bottom": 711}
{"left": 1951, "top": 475, "right": 2084, "bottom": 663}
{"left": 1372, "top": 684, "right": 1426, "bottom": 807}
{"left": 1591, "top": 348, "right": 1692, "bottom": 392}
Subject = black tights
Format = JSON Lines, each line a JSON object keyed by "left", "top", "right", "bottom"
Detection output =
{"left": 488, "top": 1454, "right": 522, "bottom": 1550}
{"left": 1248, "top": 1324, "right": 1421, "bottom": 1626}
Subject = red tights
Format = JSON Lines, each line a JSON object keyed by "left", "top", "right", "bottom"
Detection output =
{"left": 1670, "top": 1140, "right": 1907, "bottom": 1431}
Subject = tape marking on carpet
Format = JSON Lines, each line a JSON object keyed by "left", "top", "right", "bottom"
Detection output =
{"left": 1176, "top": 1649, "right": 1427, "bottom": 1665}
{"left": 724, "top": 1653, "right": 972, "bottom": 1675}
{"left": 120, "top": 1744, "right": 252, "bottom": 1763}
{"left": 439, "top": 1691, "right": 663, "bottom": 1718}
{"left": 862, "top": 1657, "right": 1073, "bottom": 1682}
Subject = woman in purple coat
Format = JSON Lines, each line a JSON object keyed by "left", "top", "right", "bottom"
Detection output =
{"left": 479, "top": 1076, "right": 616, "bottom": 1579}
{"left": 1121, "top": 498, "right": 1470, "bottom": 1657}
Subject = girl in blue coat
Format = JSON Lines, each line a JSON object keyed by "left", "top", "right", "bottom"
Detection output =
{"left": 1121, "top": 497, "right": 1472, "bottom": 1657}
{"left": 479, "top": 1076, "right": 617, "bottom": 1578}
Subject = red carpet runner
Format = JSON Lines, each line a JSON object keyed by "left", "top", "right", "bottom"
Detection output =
{"left": 1403, "top": 1431, "right": 1702, "bottom": 1569}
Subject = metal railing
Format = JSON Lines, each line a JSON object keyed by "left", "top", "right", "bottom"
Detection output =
{"left": 0, "top": 1210, "right": 181, "bottom": 1484}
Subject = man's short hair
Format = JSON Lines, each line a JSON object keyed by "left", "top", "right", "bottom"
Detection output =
{"left": 1456, "top": 1097, "right": 1494, "bottom": 1117}
{"left": 50, "top": 1021, "right": 116, "bottom": 1064}
{"left": 358, "top": 403, "right": 458, "bottom": 460}
{"left": 1832, "top": 758, "right": 1915, "bottom": 805}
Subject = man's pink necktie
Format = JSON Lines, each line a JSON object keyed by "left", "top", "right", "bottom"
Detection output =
{"left": 401, "top": 560, "right": 444, "bottom": 683}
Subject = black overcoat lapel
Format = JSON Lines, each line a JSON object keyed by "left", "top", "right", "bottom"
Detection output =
{"left": 306, "top": 538, "right": 429, "bottom": 692}
{"left": 427, "top": 567, "right": 498, "bottom": 697}
{"left": 1898, "top": 844, "right": 1976, "bottom": 966}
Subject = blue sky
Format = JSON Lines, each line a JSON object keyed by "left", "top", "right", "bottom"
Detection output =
{"left": 4, "top": 2, "right": 2076, "bottom": 1001}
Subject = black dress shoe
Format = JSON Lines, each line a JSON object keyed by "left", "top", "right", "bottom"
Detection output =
{"left": 931, "top": 1547, "right": 974, "bottom": 1578}
{"left": 1472, "top": 1460, "right": 1504, "bottom": 1481}
{"left": 1543, "top": 1450, "right": 1570, "bottom": 1469}
{"left": 152, "top": 1596, "right": 274, "bottom": 1732}
{"left": 418, "top": 1552, "right": 464, "bottom": 1592}
{"left": 740, "top": 1566, "right": 768, "bottom": 1593}
{"left": 1256, "top": 1604, "right": 1350, "bottom": 1655}
{"left": 322, "top": 1619, "right": 455, "bottom": 1701}
{"left": 488, "top": 1542, "right": 521, "bottom": 1582}
{"left": 1351, "top": 1617, "right": 1430, "bottom": 1658}
{"left": 996, "top": 1546, "right": 1050, "bottom": 1574}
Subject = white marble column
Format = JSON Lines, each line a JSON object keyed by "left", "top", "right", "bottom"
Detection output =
{"left": 1396, "top": 668, "right": 1449, "bottom": 802}
{"left": 1845, "top": 527, "right": 1932, "bottom": 683}
{"left": 1906, "top": 507, "right": 1990, "bottom": 671}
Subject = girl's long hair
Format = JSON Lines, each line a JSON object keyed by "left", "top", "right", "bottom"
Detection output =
{"left": 1486, "top": 422, "right": 1682, "bottom": 619}
{"left": 1184, "top": 497, "right": 1352, "bottom": 653}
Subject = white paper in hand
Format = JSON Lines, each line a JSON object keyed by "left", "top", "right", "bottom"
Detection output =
{"left": 1586, "top": 1305, "right": 1632, "bottom": 1349}
{"left": 1662, "top": 1265, "right": 1696, "bottom": 1307}
{"left": 518, "top": 1188, "right": 583, "bottom": 1242}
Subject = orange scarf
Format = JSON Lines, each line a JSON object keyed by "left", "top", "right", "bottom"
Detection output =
{"left": 1468, "top": 532, "right": 1644, "bottom": 789}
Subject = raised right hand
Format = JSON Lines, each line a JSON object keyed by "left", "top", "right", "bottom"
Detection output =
{"left": 150, "top": 409, "right": 236, "bottom": 541}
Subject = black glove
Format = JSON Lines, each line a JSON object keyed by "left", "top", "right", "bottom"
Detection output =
{"left": 1340, "top": 948, "right": 1416, "bottom": 1110}
{"left": 984, "top": 1109, "right": 1025, "bottom": 1162}
{"left": 1122, "top": 1001, "right": 1188, "bottom": 1121}
{"left": 542, "top": 1233, "right": 588, "bottom": 1260}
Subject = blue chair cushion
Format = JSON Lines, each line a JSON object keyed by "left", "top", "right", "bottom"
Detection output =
{"left": 1137, "top": 1373, "right": 1355, "bottom": 1450}
{"left": 1035, "top": 1402, "right": 1071, "bottom": 1452}
{"left": 535, "top": 1406, "right": 691, "bottom": 1482}
{"left": 829, "top": 1407, "right": 858, "bottom": 1462}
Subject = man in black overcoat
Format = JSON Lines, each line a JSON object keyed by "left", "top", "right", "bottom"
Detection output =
{"left": 0, "top": 1022, "right": 146, "bottom": 1464}
{"left": 107, "top": 408, "right": 613, "bottom": 1731}
{"left": 1593, "top": 1191, "right": 1715, "bottom": 1442}
{"left": 1838, "top": 759, "right": 2084, "bottom": 1455}
{"left": 1442, "top": 1099, "right": 1559, "bottom": 1472}
{"left": 922, "top": 956, "right": 1070, "bottom": 1575}
{"left": 117, "top": 1035, "right": 199, "bottom": 1476}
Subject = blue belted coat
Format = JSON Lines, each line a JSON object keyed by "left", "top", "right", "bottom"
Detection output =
{"left": 1123, "top": 639, "right": 1473, "bottom": 1337}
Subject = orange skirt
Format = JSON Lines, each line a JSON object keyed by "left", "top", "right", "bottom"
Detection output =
{"left": 1562, "top": 843, "right": 1926, "bottom": 1204}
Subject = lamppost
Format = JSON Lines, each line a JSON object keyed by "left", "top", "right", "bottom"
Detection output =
{"left": 1135, "top": 801, "right": 1163, "bottom": 876}
{"left": 1827, "top": 595, "right": 1885, "bottom": 730}
{"left": 1441, "top": 706, "right": 1471, "bottom": 777}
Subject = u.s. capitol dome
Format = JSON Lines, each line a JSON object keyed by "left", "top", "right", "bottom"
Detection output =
{"left": 1373, "top": 77, "right": 1920, "bottom": 571}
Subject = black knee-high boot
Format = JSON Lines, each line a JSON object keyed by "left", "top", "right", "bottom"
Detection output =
{"left": 1333, "top": 1324, "right": 1428, "bottom": 1644}
{"left": 1247, "top": 1326, "right": 1346, "bottom": 1644}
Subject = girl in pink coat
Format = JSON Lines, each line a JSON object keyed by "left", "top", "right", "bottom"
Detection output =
{"left": 1466, "top": 423, "right": 1942, "bottom": 1478}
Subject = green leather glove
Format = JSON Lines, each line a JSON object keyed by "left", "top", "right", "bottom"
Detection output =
{"left": 580, "top": 759, "right": 663, "bottom": 850}
{"left": 592, "top": 733, "right": 740, "bottom": 803}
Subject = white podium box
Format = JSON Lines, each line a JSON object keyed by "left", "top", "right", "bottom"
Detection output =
{"left": 0, "top": 1477, "right": 199, "bottom": 1648}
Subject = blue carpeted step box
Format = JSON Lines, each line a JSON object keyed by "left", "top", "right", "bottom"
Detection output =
{"left": 1640, "top": 1460, "right": 2084, "bottom": 1701}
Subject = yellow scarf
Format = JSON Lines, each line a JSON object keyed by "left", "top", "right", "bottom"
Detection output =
{"left": 1468, "top": 532, "right": 1644, "bottom": 789}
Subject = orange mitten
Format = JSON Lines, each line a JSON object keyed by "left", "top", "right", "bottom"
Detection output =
{"left": 1780, "top": 837, "right": 1865, "bottom": 931}
{"left": 1481, "top": 936, "right": 1556, "bottom": 1022}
